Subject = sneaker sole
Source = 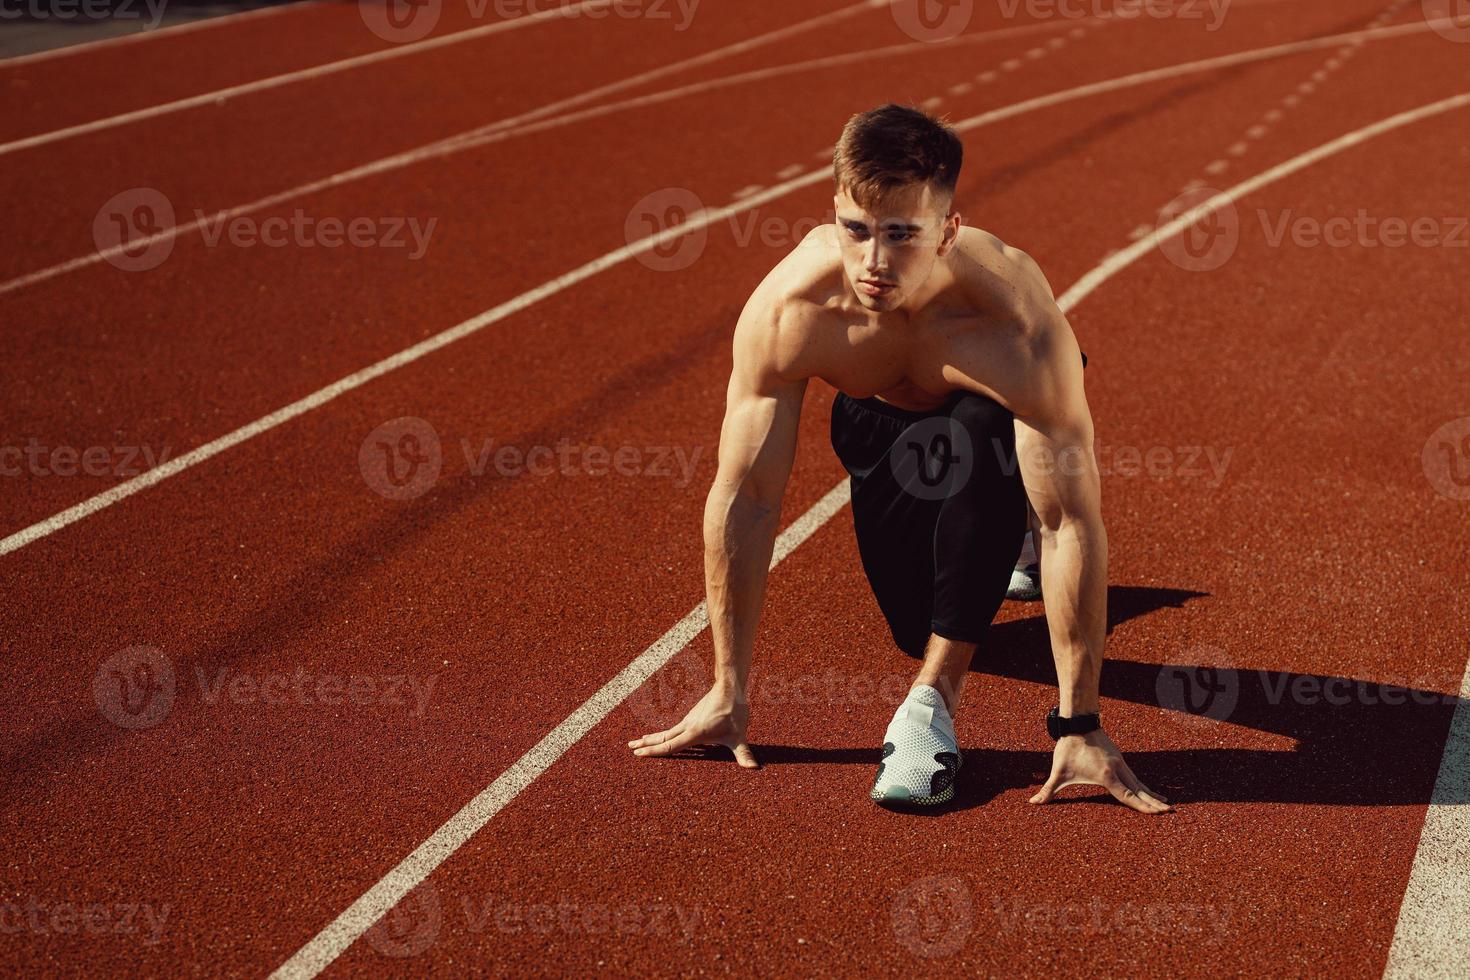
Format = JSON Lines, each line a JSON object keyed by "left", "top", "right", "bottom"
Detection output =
{"left": 869, "top": 750, "right": 963, "bottom": 808}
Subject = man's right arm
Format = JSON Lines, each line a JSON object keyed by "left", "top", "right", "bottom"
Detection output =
{"left": 628, "top": 289, "right": 807, "bottom": 767}
{"left": 704, "top": 296, "right": 808, "bottom": 701}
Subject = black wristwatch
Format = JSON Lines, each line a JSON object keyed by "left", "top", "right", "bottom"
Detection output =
{"left": 1046, "top": 707, "right": 1101, "bottom": 739}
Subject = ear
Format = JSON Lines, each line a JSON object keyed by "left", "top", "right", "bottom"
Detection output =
{"left": 936, "top": 209, "right": 962, "bottom": 256}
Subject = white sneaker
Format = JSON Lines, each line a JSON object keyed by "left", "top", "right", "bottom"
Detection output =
{"left": 1006, "top": 564, "right": 1042, "bottom": 601}
{"left": 870, "top": 685, "right": 961, "bottom": 807}
{"left": 1006, "top": 529, "right": 1042, "bottom": 601}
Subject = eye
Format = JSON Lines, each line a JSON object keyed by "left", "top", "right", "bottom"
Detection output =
{"left": 843, "top": 222, "right": 870, "bottom": 240}
{"left": 886, "top": 231, "right": 913, "bottom": 243}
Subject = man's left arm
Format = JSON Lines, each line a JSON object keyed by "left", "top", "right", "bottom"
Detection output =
{"left": 1010, "top": 283, "right": 1171, "bottom": 815}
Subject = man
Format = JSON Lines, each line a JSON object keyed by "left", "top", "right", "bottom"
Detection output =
{"left": 628, "top": 104, "right": 1169, "bottom": 814}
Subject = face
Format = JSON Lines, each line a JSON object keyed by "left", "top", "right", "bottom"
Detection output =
{"left": 833, "top": 181, "right": 960, "bottom": 313}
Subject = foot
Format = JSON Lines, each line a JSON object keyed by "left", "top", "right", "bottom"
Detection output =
{"left": 870, "top": 685, "right": 961, "bottom": 807}
{"left": 1006, "top": 563, "right": 1041, "bottom": 601}
{"left": 1006, "top": 529, "right": 1041, "bottom": 601}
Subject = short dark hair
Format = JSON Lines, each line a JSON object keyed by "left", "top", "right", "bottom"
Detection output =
{"left": 832, "top": 103, "right": 963, "bottom": 212}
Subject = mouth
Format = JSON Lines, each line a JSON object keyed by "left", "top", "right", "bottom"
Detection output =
{"left": 858, "top": 279, "right": 895, "bottom": 297}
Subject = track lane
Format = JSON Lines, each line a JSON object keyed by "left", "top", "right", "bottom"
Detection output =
{"left": 0, "top": 3, "right": 1439, "bottom": 537}
{"left": 2, "top": 3, "right": 1466, "bottom": 975}
{"left": 317, "top": 92, "right": 1470, "bottom": 978}
{"left": 0, "top": 0, "right": 869, "bottom": 282}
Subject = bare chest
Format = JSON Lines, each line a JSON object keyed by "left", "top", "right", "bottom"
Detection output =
{"left": 813, "top": 316, "right": 1012, "bottom": 411}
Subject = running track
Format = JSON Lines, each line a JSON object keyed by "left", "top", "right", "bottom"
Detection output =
{"left": 2, "top": 0, "right": 1468, "bottom": 975}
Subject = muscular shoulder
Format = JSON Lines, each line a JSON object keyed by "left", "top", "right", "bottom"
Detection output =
{"left": 732, "top": 225, "right": 844, "bottom": 383}
{"left": 948, "top": 226, "right": 1056, "bottom": 323}
{"left": 947, "top": 227, "right": 1080, "bottom": 420}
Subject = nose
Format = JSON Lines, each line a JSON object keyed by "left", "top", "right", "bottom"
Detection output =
{"left": 862, "top": 238, "right": 887, "bottom": 277}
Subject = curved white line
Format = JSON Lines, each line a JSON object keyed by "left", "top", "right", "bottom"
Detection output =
{"left": 3, "top": 36, "right": 1464, "bottom": 558}
{"left": 0, "top": 0, "right": 621, "bottom": 159}
{"left": 0, "top": 15, "right": 1449, "bottom": 298}
{"left": 0, "top": 0, "right": 888, "bottom": 297}
{"left": 0, "top": 0, "right": 313, "bottom": 70}
{"left": 264, "top": 89, "right": 1470, "bottom": 978}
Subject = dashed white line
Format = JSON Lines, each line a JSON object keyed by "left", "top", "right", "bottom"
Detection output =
{"left": 2, "top": 17, "right": 1456, "bottom": 553}
{"left": 0, "top": 0, "right": 623, "bottom": 160}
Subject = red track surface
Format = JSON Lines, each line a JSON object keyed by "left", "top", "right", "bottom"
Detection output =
{"left": 2, "top": 1, "right": 1467, "bottom": 975}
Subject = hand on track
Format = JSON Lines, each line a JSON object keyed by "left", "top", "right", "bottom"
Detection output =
{"left": 627, "top": 686, "right": 758, "bottom": 768}
{"left": 1029, "top": 728, "right": 1170, "bottom": 814}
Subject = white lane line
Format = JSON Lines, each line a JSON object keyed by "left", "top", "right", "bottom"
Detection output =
{"left": 1384, "top": 666, "right": 1470, "bottom": 979}
{"left": 1058, "top": 91, "right": 1470, "bottom": 311}
{"left": 0, "top": 0, "right": 887, "bottom": 297}
{"left": 1, "top": 14, "right": 1441, "bottom": 299}
{"left": 266, "top": 479, "right": 853, "bottom": 979}
{"left": 0, "top": 0, "right": 620, "bottom": 159}
{"left": 1, "top": 20, "right": 1457, "bottom": 553}
{"left": 0, "top": 0, "right": 311, "bottom": 69}
{"left": 270, "top": 90, "right": 1470, "bottom": 977}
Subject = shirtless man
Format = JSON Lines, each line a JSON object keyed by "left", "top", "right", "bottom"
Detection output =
{"left": 628, "top": 104, "right": 1169, "bottom": 814}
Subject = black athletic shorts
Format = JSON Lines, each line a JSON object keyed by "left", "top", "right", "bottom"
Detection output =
{"left": 829, "top": 353, "right": 1086, "bottom": 659}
